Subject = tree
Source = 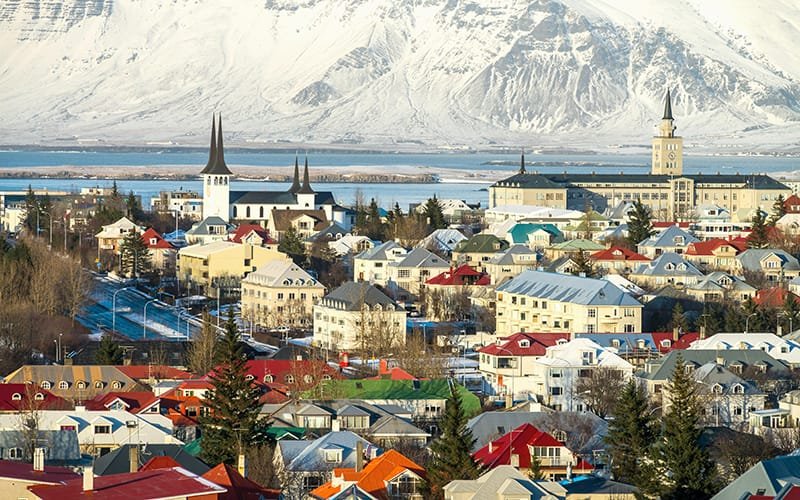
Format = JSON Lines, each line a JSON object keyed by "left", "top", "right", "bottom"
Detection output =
{"left": 119, "top": 230, "right": 150, "bottom": 277}
{"left": 278, "top": 227, "right": 305, "bottom": 265}
{"left": 529, "top": 452, "right": 545, "bottom": 480}
{"left": 200, "top": 310, "right": 269, "bottom": 465}
{"left": 424, "top": 195, "right": 447, "bottom": 231}
{"left": 770, "top": 194, "right": 787, "bottom": 226}
{"left": 363, "top": 198, "right": 387, "bottom": 240}
{"left": 126, "top": 191, "right": 143, "bottom": 222}
{"left": 749, "top": 210, "right": 770, "bottom": 249}
{"left": 626, "top": 199, "right": 655, "bottom": 248}
{"left": 393, "top": 331, "right": 449, "bottom": 380}
{"left": 95, "top": 335, "right": 124, "bottom": 365}
{"left": 426, "top": 386, "right": 481, "bottom": 499}
{"left": 660, "top": 353, "right": 717, "bottom": 499}
{"left": 575, "top": 367, "right": 625, "bottom": 419}
{"left": 570, "top": 250, "right": 596, "bottom": 278}
{"left": 23, "top": 185, "right": 38, "bottom": 233}
{"left": 670, "top": 302, "right": 689, "bottom": 333}
{"left": 186, "top": 310, "right": 218, "bottom": 375}
{"left": 781, "top": 294, "right": 800, "bottom": 335}
{"left": 605, "top": 379, "right": 659, "bottom": 496}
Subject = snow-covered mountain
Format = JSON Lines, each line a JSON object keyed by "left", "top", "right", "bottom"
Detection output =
{"left": 2, "top": 0, "right": 800, "bottom": 151}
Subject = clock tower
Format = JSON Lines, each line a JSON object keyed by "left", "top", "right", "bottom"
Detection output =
{"left": 651, "top": 89, "right": 683, "bottom": 176}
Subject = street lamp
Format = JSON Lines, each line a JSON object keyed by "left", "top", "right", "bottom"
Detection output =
{"left": 745, "top": 312, "right": 758, "bottom": 334}
{"left": 112, "top": 287, "right": 132, "bottom": 334}
{"left": 143, "top": 299, "right": 158, "bottom": 339}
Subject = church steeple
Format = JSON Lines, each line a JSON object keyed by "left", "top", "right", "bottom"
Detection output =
{"left": 200, "top": 114, "right": 233, "bottom": 176}
{"left": 519, "top": 151, "right": 526, "bottom": 175}
{"left": 289, "top": 155, "right": 301, "bottom": 194}
{"left": 663, "top": 89, "right": 674, "bottom": 120}
{"left": 298, "top": 156, "right": 315, "bottom": 194}
{"left": 200, "top": 115, "right": 217, "bottom": 174}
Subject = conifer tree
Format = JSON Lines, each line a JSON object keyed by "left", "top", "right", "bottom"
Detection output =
{"left": 278, "top": 227, "right": 306, "bottom": 265}
{"left": 200, "top": 310, "right": 268, "bottom": 465}
{"left": 749, "top": 210, "right": 770, "bottom": 249}
{"left": 427, "top": 385, "right": 481, "bottom": 499}
{"left": 570, "top": 250, "right": 595, "bottom": 278}
{"left": 529, "top": 452, "right": 545, "bottom": 480}
{"left": 770, "top": 194, "right": 787, "bottom": 226}
{"left": 626, "top": 199, "right": 655, "bottom": 248}
{"left": 120, "top": 230, "right": 150, "bottom": 277}
{"left": 660, "top": 353, "right": 717, "bottom": 499}
{"left": 126, "top": 191, "right": 143, "bottom": 222}
{"left": 95, "top": 335, "right": 124, "bottom": 365}
{"left": 670, "top": 302, "right": 689, "bottom": 333}
{"left": 23, "top": 185, "right": 38, "bottom": 233}
{"left": 605, "top": 379, "right": 658, "bottom": 496}
{"left": 424, "top": 195, "right": 447, "bottom": 231}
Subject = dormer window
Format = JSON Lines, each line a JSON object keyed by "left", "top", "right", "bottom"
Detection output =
{"left": 285, "top": 375, "right": 295, "bottom": 384}
{"left": 518, "top": 339, "right": 530, "bottom": 349}
{"left": 263, "top": 375, "right": 274, "bottom": 383}
{"left": 245, "top": 375, "right": 255, "bottom": 382}
{"left": 660, "top": 339, "right": 672, "bottom": 348}
{"left": 111, "top": 381, "right": 122, "bottom": 390}
{"left": 674, "top": 236, "right": 685, "bottom": 245}
{"left": 58, "top": 381, "right": 69, "bottom": 390}
{"left": 732, "top": 384, "right": 745, "bottom": 394}
{"left": 665, "top": 263, "right": 674, "bottom": 270}
{"left": 611, "top": 339, "right": 621, "bottom": 348}
{"left": 711, "top": 384, "right": 723, "bottom": 395}
{"left": 323, "top": 448, "right": 342, "bottom": 463}
{"left": 76, "top": 381, "right": 87, "bottom": 390}
{"left": 95, "top": 381, "right": 105, "bottom": 389}
{"left": 303, "top": 375, "right": 314, "bottom": 384}
{"left": 11, "top": 393, "right": 21, "bottom": 401}
{"left": 40, "top": 381, "right": 51, "bottom": 390}
{"left": 34, "top": 393, "right": 44, "bottom": 401}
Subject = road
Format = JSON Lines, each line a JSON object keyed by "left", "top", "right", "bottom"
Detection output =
{"left": 80, "top": 276, "right": 202, "bottom": 341}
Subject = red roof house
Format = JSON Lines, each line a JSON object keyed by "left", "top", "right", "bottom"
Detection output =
{"left": 85, "top": 391, "right": 161, "bottom": 414}
{"left": 370, "top": 359, "right": 419, "bottom": 381}
{"left": 138, "top": 456, "right": 182, "bottom": 471}
{"left": 785, "top": 195, "right": 800, "bottom": 214}
{"left": 116, "top": 365, "right": 194, "bottom": 382}
{"left": 0, "top": 384, "right": 71, "bottom": 412}
{"left": 472, "top": 423, "right": 593, "bottom": 479}
{"left": 479, "top": 332, "right": 570, "bottom": 357}
{"left": 141, "top": 228, "right": 175, "bottom": 250}
{"left": 28, "top": 467, "right": 227, "bottom": 499}
{"left": 754, "top": 287, "right": 800, "bottom": 308}
{"left": 650, "top": 332, "right": 701, "bottom": 353}
{"left": 0, "top": 459, "right": 79, "bottom": 492}
{"left": 425, "top": 265, "right": 491, "bottom": 286}
{"left": 310, "top": 449, "right": 426, "bottom": 500}
{"left": 590, "top": 246, "right": 650, "bottom": 272}
{"left": 202, "top": 463, "right": 280, "bottom": 500}
{"left": 229, "top": 224, "right": 274, "bottom": 245}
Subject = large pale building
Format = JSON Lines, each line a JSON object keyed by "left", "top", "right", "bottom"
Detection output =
{"left": 177, "top": 240, "right": 288, "bottom": 292}
{"left": 241, "top": 260, "right": 326, "bottom": 329}
{"left": 495, "top": 271, "right": 643, "bottom": 336}
{"left": 489, "top": 91, "right": 790, "bottom": 221}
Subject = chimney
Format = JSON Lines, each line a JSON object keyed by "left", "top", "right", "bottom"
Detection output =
{"left": 672, "top": 327, "right": 679, "bottom": 342}
{"left": 505, "top": 393, "right": 513, "bottom": 409}
{"left": 129, "top": 445, "right": 138, "bottom": 473}
{"left": 237, "top": 453, "right": 247, "bottom": 478}
{"left": 716, "top": 356, "right": 725, "bottom": 367}
{"left": 332, "top": 418, "right": 341, "bottom": 432}
{"left": 379, "top": 359, "right": 388, "bottom": 375}
{"left": 83, "top": 465, "right": 94, "bottom": 492}
{"left": 356, "top": 441, "right": 364, "bottom": 472}
{"left": 33, "top": 447, "right": 45, "bottom": 472}
{"left": 699, "top": 325, "right": 706, "bottom": 340}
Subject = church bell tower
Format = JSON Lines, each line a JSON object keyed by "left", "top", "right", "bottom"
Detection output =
{"left": 651, "top": 89, "right": 683, "bottom": 176}
{"left": 201, "top": 114, "right": 233, "bottom": 221}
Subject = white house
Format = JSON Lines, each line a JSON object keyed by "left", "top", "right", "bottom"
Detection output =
{"left": 95, "top": 217, "right": 145, "bottom": 253}
{"left": 353, "top": 241, "right": 407, "bottom": 285}
{"left": 689, "top": 333, "right": 800, "bottom": 368}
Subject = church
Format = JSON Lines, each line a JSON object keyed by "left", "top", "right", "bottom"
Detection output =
{"left": 199, "top": 114, "right": 351, "bottom": 231}
{"left": 490, "top": 90, "right": 790, "bottom": 222}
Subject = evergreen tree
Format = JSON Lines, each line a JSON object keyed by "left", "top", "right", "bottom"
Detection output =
{"left": 570, "top": 250, "right": 595, "bottom": 278}
{"left": 529, "top": 452, "right": 545, "bottom": 480}
{"left": 700, "top": 304, "right": 723, "bottom": 337}
{"left": 22, "top": 185, "right": 38, "bottom": 233}
{"left": 278, "top": 227, "right": 306, "bottom": 265}
{"left": 749, "top": 210, "right": 770, "bottom": 249}
{"left": 626, "top": 199, "right": 655, "bottom": 248}
{"left": 126, "top": 191, "right": 143, "bottom": 222}
{"left": 424, "top": 195, "right": 447, "bottom": 231}
{"left": 781, "top": 294, "right": 800, "bottom": 334}
{"left": 363, "top": 198, "right": 386, "bottom": 240}
{"left": 605, "top": 379, "right": 659, "bottom": 496}
{"left": 119, "top": 230, "right": 150, "bottom": 277}
{"left": 770, "top": 194, "right": 787, "bottom": 226}
{"left": 200, "top": 311, "right": 268, "bottom": 465}
{"left": 95, "top": 335, "right": 124, "bottom": 365}
{"left": 427, "top": 386, "right": 481, "bottom": 499}
{"left": 111, "top": 180, "right": 119, "bottom": 198}
{"left": 670, "top": 302, "right": 689, "bottom": 333}
{"left": 660, "top": 353, "right": 717, "bottom": 499}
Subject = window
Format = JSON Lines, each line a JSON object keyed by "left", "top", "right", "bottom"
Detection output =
{"left": 8, "top": 448, "right": 22, "bottom": 460}
{"left": 550, "top": 387, "right": 563, "bottom": 396}
{"left": 40, "top": 381, "right": 51, "bottom": 390}
{"left": 552, "top": 430, "right": 567, "bottom": 442}
{"left": 303, "top": 375, "right": 314, "bottom": 384}
{"left": 94, "top": 425, "right": 111, "bottom": 434}
{"left": 285, "top": 375, "right": 295, "bottom": 384}
{"left": 34, "top": 393, "right": 44, "bottom": 401}
{"left": 111, "top": 381, "right": 122, "bottom": 390}
{"left": 323, "top": 449, "right": 342, "bottom": 463}
{"left": 76, "top": 381, "right": 87, "bottom": 390}
{"left": 263, "top": 375, "right": 274, "bottom": 383}
{"left": 732, "top": 384, "right": 744, "bottom": 395}
{"left": 11, "top": 393, "right": 21, "bottom": 401}
{"left": 389, "top": 475, "right": 423, "bottom": 499}
{"left": 95, "top": 381, "right": 104, "bottom": 389}
{"left": 58, "top": 381, "right": 69, "bottom": 390}
{"left": 60, "top": 425, "right": 76, "bottom": 432}
{"left": 587, "top": 309, "right": 597, "bottom": 318}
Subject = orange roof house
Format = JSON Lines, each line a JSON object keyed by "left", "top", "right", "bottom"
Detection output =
{"left": 202, "top": 463, "right": 280, "bottom": 500}
{"left": 754, "top": 287, "right": 800, "bottom": 308}
{"left": 310, "top": 449, "right": 426, "bottom": 500}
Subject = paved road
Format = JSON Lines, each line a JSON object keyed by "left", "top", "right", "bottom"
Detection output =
{"left": 80, "top": 277, "right": 201, "bottom": 341}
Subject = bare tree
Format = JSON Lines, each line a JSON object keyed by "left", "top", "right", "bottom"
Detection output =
{"left": 186, "top": 311, "right": 218, "bottom": 376}
{"left": 16, "top": 383, "right": 49, "bottom": 461}
{"left": 575, "top": 367, "right": 626, "bottom": 419}
{"left": 712, "top": 430, "right": 778, "bottom": 481}
{"left": 393, "top": 331, "right": 449, "bottom": 380}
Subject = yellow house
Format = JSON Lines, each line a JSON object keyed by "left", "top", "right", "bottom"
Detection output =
{"left": 241, "top": 259, "right": 326, "bottom": 329}
{"left": 177, "top": 240, "right": 289, "bottom": 292}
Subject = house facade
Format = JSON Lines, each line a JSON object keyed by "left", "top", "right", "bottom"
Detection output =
{"left": 241, "top": 260, "right": 325, "bottom": 329}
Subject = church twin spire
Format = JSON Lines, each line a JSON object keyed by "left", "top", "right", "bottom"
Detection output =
{"left": 290, "top": 154, "right": 314, "bottom": 195}
{"left": 200, "top": 113, "right": 233, "bottom": 176}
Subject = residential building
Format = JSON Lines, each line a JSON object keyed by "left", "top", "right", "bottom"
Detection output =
{"left": 387, "top": 247, "right": 451, "bottom": 300}
{"left": 184, "top": 216, "right": 232, "bottom": 245}
{"left": 150, "top": 189, "right": 203, "bottom": 220}
{"left": 353, "top": 241, "right": 407, "bottom": 284}
{"left": 424, "top": 265, "right": 491, "bottom": 317}
{"left": 562, "top": 210, "right": 611, "bottom": 241}
{"left": 711, "top": 456, "right": 800, "bottom": 500}
{"left": 684, "top": 238, "right": 747, "bottom": 272}
{"left": 736, "top": 248, "right": 800, "bottom": 282}
{"left": 444, "top": 465, "right": 565, "bottom": 500}
{"left": 452, "top": 234, "right": 510, "bottom": 272}
{"left": 141, "top": 228, "right": 176, "bottom": 272}
{"left": 241, "top": 260, "right": 325, "bottom": 329}
{"left": 177, "top": 240, "right": 288, "bottom": 292}
{"left": 0, "top": 384, "right": 70, "bottom": 412}
{"left": 472, "top": 423, "right": 593, "bottom": 480}
{"left": 202, "top": 463, "right": 279, "bottom": 500}
{"left": 268, "top": 209, "right": 329, "bottom": 241}
{"left": 273, "top": 431, "right": 375, "bottom": 499}
{"left": 0, "top": 430, "right": 79, "bottom": 463}
{"left": 4, "top": 365, "right": 146, "bottom": 401}
{"left": 93, "top": 444, "right": 209, "bottom": 476}
{"left": 546, "top": 239, "right": 605, "bottom": 261}
{"left": 95, "top": 217, "right": 145, "bottom": 254}
{"left": 495, "top": 271, "right": 643, "bottom": 336}
{"left": 310, "top": 449, "right": 426, "bottom": 499}
{"left": 628, "top": 252, "right": 705, "bottom": 288}
{"left": 485, "top": 205, "right": 584, "bottom": 229}
{"left": 313, "top": 282, "right": 406, "bottom": 352}
{"left": 504, "top": 222, "right": 563, "bottom": 249}
{"left": 489, "top": 93, "right": 791, "bottom": 221}
{"left": 636, "top": 225, "right": 699, "bottom": 258}
{"left": 484, "top": 245, "right": 539, "bottom": 285}
{"left": 529, "top": 338, "right": 635, "bottom": 411}
{"left": 228, "top": 223, "right": 273, "bottom": 245}
{"left": 689, "top": 333, "right": 800, "bottom": 368}
{"left": 28, "top": 466, "right": 226, "bottom": 499}
{"left": 685, "top": 272, "right": 756, "bottom": 303}
{"left": 327, "top": 234, "right": 374, "bottom": 257}
{"left": 0, "top": 409, "right": 180, "bottom": 457}
{"left": 416, "top": 228, "right": 468, "bottom": 255}
{"left": 575, "top": 332, "right": 698, "bottom": 367}
{"left": 85, "top": 392, "right": 161, "bottom": 415}
{"left": 589, "top": 246, "right": 650, "bottom": 274}
{"left": 0, "top": 460, "right": 79, "bottom": 500}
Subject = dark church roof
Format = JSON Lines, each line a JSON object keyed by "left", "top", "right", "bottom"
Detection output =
{"left": 289, "top": 156, "right": 301, "bottom": 194}
{"left": 298, "top": 157, "right": 315, "bottom": 195}
{"left": 200, "top": 114, "right": 233, "bottom": 176}
{"left": 230, "top": 191, "right": 297, "bottom": 205}
{"left": 493, "top": 172, "right": 788, "bottom": 190}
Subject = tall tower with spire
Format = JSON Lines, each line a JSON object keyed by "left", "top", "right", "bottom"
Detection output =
{"left": 201, "top": 114, "right": 233, "bottom": 221}
{"left": 651, "top": 89, "right": 683, "bottom": 176}
{"left": 296, "top": 156, "right": 316, "bottom": 208}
